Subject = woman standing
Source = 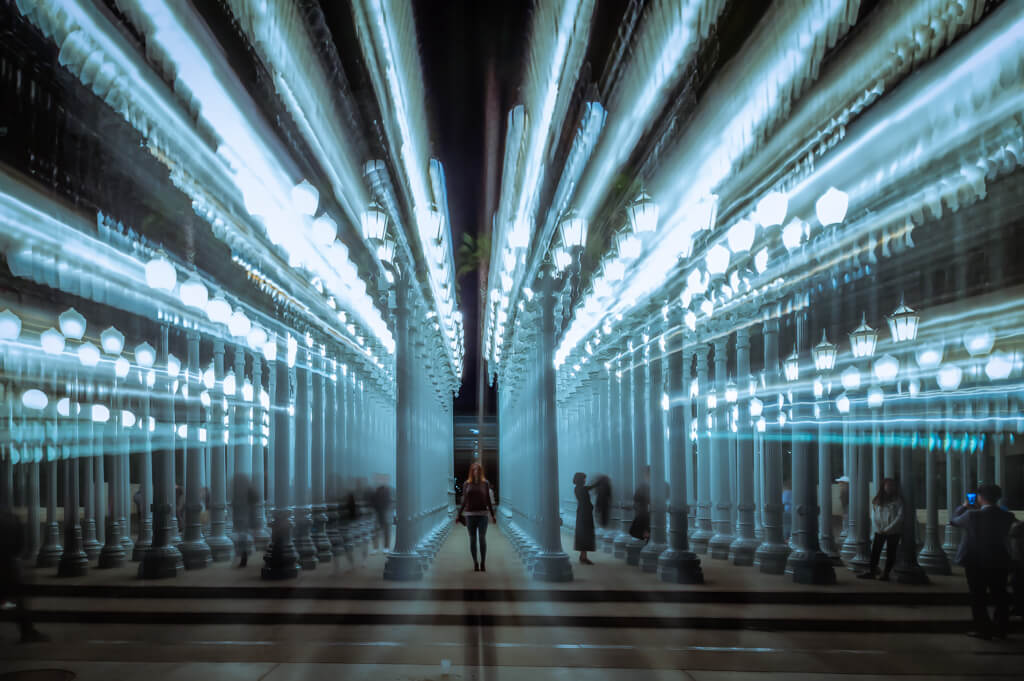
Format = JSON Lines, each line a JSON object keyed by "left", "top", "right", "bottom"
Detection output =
{"left": 574, "top": 472, "right": 596, "bottom": 565}
{"left": 859, "top": 478, "right": 904, "bottom": 581}
{"left": 458, "top": 463, "right": 496, "bottom": 572}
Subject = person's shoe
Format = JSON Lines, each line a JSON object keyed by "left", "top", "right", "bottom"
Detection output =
{"left": 967, "top": 631, "right": 992, "bottom": 641}
{"left": 581, "top": 558, "right": 594, "bottom": 565}
{"left": 878, "top": 572, "right": 890, "bottom": 582}
{"left": 480, "top": 563, "right": 486, "bottom": 572}
{"left": 473, "top": 563, "right": 479, "bottom": 572}
{"left": 856, "top": 571, "right": 876, "bottom": 579}
{"left": 19, "top": 628, "right": 50, "bottom": 644}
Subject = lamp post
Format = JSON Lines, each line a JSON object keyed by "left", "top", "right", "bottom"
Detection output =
{"left": 98, "top": 326, "right": 127, "bottom": 568}
{"left": 844, "top": 315, "right": 877, "bottom": 572}
{"left": 728, "top": 326, "right": 759, "bottom": 566}
{"left": 754, "top": 317, "right": 789, "bottom": 573}
{"left": 37, "top": 326, "right": 64, "bottom": 567}
{"left": 812, "top": 329, "right": 839, "bottom": 560}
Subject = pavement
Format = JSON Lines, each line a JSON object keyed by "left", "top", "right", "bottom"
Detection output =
{"left": 1, "top": 524, "right": 1021, "bottom": 680}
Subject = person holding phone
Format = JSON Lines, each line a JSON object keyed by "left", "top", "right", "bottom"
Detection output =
{"left": 458, "top": 463, "right": 496, "bottom": 572}
{"left": 951, "top": 484, "right": 1016, "bottom": 640}
{"left": 858, "top": 478, "right": 904, "bottom": 581}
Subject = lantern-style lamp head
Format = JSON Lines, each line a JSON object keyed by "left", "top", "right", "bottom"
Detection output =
{"left": 985, "top": 352, "right": 1012, "bottom": 381}
{"left": 849, "top": 313, "right": 878, "bottom": 359}
{"left": 58, "top": 307, "right": 86, "bottom": 340}
{"left": 915, "top": 342, "right": 943, "bottom": 370}
{"left": 626, "top": 192, "right": 658, "bottom": 234}
{"left": 114, "top": 357, "right": 130, "bottom": 379}
{"left": 725, "top": 380, "right": 738, "bottom": 404}
{"left": 706, "top": 390, "right": 718, "bottom": 410}
{"left": 867, "top": 385, "right": 884, "bottom": 409}
{"left": 100, "top": 326, "right": 125, "bottom": 356}
{"left": 963, "top": 324, "right": 994, "bottom": 357}
{"left": 361, "top": 202, "right": 389, "bottom": 242}
{"left": 813, "top": 329, "right": 838, "bottom": 372}
{"left": 135, "top": 342, "right": 155, "bottom": 369}
{"left": 873, "top": 354, "right": 900, "bottom": 384}
{"left": 784, "top": 347, "right": 800, "bottom": 382}
{"left": 815, "top": 187, "right": 849, "bottom": 226}
{"left": 553, "top": 248, "right": 572, "bottom": 271}
{"left": 77, "top": 341, "right": 100, "bottom": 367}
{"left": 40, "top": 328, "right": 66, "bottom": 356}
{"left": 166, "top": 353, "right": 181, "bottom": 378}
{"left": 376, "top": 237, "right": 397, "bottom": 265}
{"left": 750, "top": 396, "right": 764, "bottom": 417}
{"left": 836, "top": 392, "right": 851, "bottom": 414}
{"left": 0, "top": 309, "right": 22, "bottom": 341}
{"left": 886, "top": 296, "right": 919, "bottom": 344}
{"left": 559, "top": 211, "right": 588, "bottom": 249}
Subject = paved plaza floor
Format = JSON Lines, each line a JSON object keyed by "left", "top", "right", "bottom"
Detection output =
{"left": 1, "top": 523, "right": 1021, "bottom": 680}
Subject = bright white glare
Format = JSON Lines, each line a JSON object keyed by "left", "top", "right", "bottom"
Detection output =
{"left": 203, "top": 367, "right": 215, "bottom": 390}
{"left": 840, "top": 366, "right": 861, "bottom": 391}
{"left": 782, "top": 220, "right": 804, "bottom": 251}
{"left": 361, "top": 203, "right": 389, "bottom": 241}
{"left": 21, "top": 389, "right": 48, "bottom": 411}
{"left": 223, "top": 371, "right": 237, "bottom": 397}
{"left": 604, "top": 260, "right": 625, "bottom": 282}
{"left": 686, "top": 268, "right": 708, "bottom": 295}
{"left": 661, "top": 392, "right": 670, "bottom": 411}
{"left": 200, "top": 390, "right": 211, "bottom": 408}
{"left": 92, "top": 404, "right": 110, "bottom": 423}
{"left": 985, "top": 352, "right": 1012, "bottom": 381}
{"left": 262, "top": 339, "right": 277, "bottom": 363}
{"left": 727, "top": 219, "right": 756, "bottom": 254}
{"left": 963, "top": 324, "right": 994, "bottom": 357}
{"left": 616, "top": 232, "right": 642, "bottom": 260}
{"left": 685, "top": 310, "right": 697, "bottom": 331}
{"left": 135, "top": 342, "right": 156, "bottom": 368}
{"left": 815, "top": 187, "right": 848, "bottom": 226}
{"left": 115, "top": 358, "right": 130, "bottom": 379}
{"left": 705, "top": 244, "right": 730, "bottom": 276}
{"left": 916, "top": 344, "right": 943, "bottom": 370}
{"left": 229, "top": 310, "right": 251, "bottom": 338}
{"left": 937, "top": 364, "right": 962, "bottom": 391}
{"left": 754, "top": 248, "right": 769, "bottom": 274}
{"left": 311, "top": 214, "right": 337, "bottom": 246}
{"left": 813, "top": 377, "right": 824, "bottom": 399}
{"left": 207, "top": 296, "right": 232, "bottom": 325}
{"left": 627, "top": 192, "right": 658, "bottom": 233}
{"left": 836, "top": 392, "right": 851, "bottom": 414}
{"left": 78, "top": 342, "right": 100, "bottom": 368}
{"left": 121, "top": 410, "right": 137, "bottom": 428}
{"left": 57, "top": 397, "right": 72, "bottom": 417}
{"left": 242, "top": 379, "right": 254, "bottom": 403}
{"left": 750, "top": 397, "right": 763, "bottom": 417}
{"left": 755, "top": 191, "right": 787, "bottom": 228}
{"left": 292, "top": 179, "right": 319, "bottom": 216}
{"left": 867, "top": 386, "right": 884, "bottom": 408}
{"left": 167, "top": 354, "right": 181, "bottom": 379}
{"left": 40, "top": 328, "right": 66, "bottom": 355}
{"left": 248, "top": 326, "right": 268, "bottom": 351}
{"left": 554, "top": 249, "right": 572, "bottom": 270}
{"left": 180, "top": 276, "right": 209, "bottom": 311}
{"left": 700, "top": 298, "right": 713, "bottom": 317}
{"left": 145, "top": 257, "right": 176, "bottom": 291}
{"left": 0, "top": 309, "right": 22, "bottom": 340}
{"left": 559, "top": 213, "right": 588, "bottom": 248}
{"left": 873, "top": 354, "right": 899, "bottom": 383}
{"left": 58, "top": 308, "right": 86, "bottom": 340}
{"left": 101, "top": 327, "right": 125, "bottom": 355}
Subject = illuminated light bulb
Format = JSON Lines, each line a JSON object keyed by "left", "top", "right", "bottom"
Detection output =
{"left": 115, "top": 358, "right": 130, "bottom": 379}
{"left": 311, "top": 214, "right": 337, "bottom": 246}
{"left": 559, "top": 212, "right": 588, "bottom": 248}
{"left": 727, "top": 219, "right": 756, "bottom": 254}
{"left": 57, "top": 398, "right": 72, "bottom": 417}
{"left": 867, "top": 386, "right": 884, "bottom": 408}
{"left": 784, "top": 348, "right": 800, "bottom": 382}
{"left": 203, "top": 367, "right": 215, "bottom": 390}
{"left": 180, "top": 276, "right": 209, "bottom": 311}
{"left": 223, "top": 371, "right": 237, "bottom": 397}
{"left": 78, "top": 341, "right": 100, "bottom": 367}
{"left": 754, "top": 248, "right": 769, "bottom": 274}
{"left": 615, "top": 231, "right": 642, "bottom": 260}
{"left": 937, "top": 364, "right": 962, "bottom": 391}
{"left": 145, "top": 257, "right": 176, "bottom": 291}
{"left": 376, "top": 238, "right": 397, "bottom": 265}
{"left": 815, "top": 187, "right": 849, "bottom": 226}
{"left": 841, "top": 366, "right": 861, "bottom": 391}
{"left": 782, "top": 220, "right": 804, "bottom": 251}
{"left": 705, "top": 244, "right": 730, "bottom": 277}
{"left": 21, "top": 389, "right": 48, "bottom": 410}
{"left": 40, "top": 328, "right": 66, "bottom": 355}
{"left": 873, "top": 354, "right": 899, "bottom": 383}
{"left": 813, "top": 377, "right": 824, "bottom": 399}
{"left": 700, "top": 299, "right": 713, "bottom": 317}
{"left": 750, "top": 397, "right": 763, "bottom": 417}
{"left": 262, "top": 339, "right": 278, "bottom": 363}
{"left": 206, "top": 296, "right": 232, "bottom": 325}
{"left": 135, "top": 342, "right": 156, "bottom": 368}
{"left": 167, "top": 353, "right": 181, "bottom": 379}
{"left": 91, "top": 404, "right": 110, "bottom": 423}
{"left": 242, "top": 379, "right": 254, "bottom": 403}
{"left": 247, "top": 326, "right": 268, "bottom": 351}
{"left": 177, "top": 424, "right": 187, "bottom": 439}
{"left": 553, "top": 248, "right": 572, "bottom": 271}
{"left": 755, "top": 191, "right": 788, "bottom": 228}
{"left": 685, "top": 310, "right": 697, "bottom": 331}
{"left": 849, "top": 314, "right": 878, "bottom": 359}
{"left": 292, "top": 179, "right": 319, "bottom": 215}
{"left": 228, "top": 310, "right": 251, "bottom": 338}
{"left": 604, "top": 260, "right": 625, "bottom": 282}
{"left": 58, "top": 308, "right": 86, "bottom": 340}
{"left": 886, "top": 296, "right": 919, "bottom": 343}
{"left": 706, "top": 392, "right": 718, "bottom": 410}
{"left": 200, "top": 391, "right": 211, "bottom": 408}
{"left": 121, "top": 410, "right": 136, "bottom": 428}
{"left": 836, "top": 392, "right": 851, "bottom": 414}
{"left": 100, "top": 326, "right": 124, "bottom": 355}
{"left": 0, "top": 309, "right": 21, "bottom": 340}
{"left": 361, "top": 202, "right": 389, "bottom": 241}
{"left": 908, "top": 378, "right": 920, "bottom": 397}
{"left": 627, "top": 192, "right": 658, "bottom": 233}
{"left": 962, "top": 324, "right": 994, "bottom": 357}
{"left": 985, "top": 352, "right": 1012, "bottom": 381}
{"left": 915, "top": 344, "right": 943, "bottom": 370}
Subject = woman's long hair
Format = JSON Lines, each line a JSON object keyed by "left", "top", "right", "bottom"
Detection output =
{"left": 466, "top": 462, "right": 486, "bottom": 485}
{"left": 872, "top": 477, "right": 901, "bottom": 506}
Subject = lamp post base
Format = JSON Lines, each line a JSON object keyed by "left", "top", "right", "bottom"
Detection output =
{"left": 206, "top": 532, "right": 235, "bottom": 562}
{"left": 624, "top": 539, "right": 644, "bottom": 566}
{"left": 728, "top": 536, "right": 760, "bottom": 567}
{"left": 179, "top": 539, "right": 212, "bottom": 570}
{"left": 791, "top": 551, "right": 837, "bottom": 585}
{"left": 383, "top": 552, "right": 425, "bottom": 581}
{"left": 36, "top": 523, "right": 63, "bottom": 568}
{"left": 894, "top": 560, "right": 930, "bottom": 585}
{"left": 612, "top": 530, "right": 631, "bottom": 560}
{"left": 531, "top": 551, "right": 573, "bottom": 582}
{"left": 754, "top": 542, "right": 790, "bottom": 574}
{"left": 657, "top": 548, "right": 703, "bottom": 584}
{"left": 918, "top": 546, "right": 952, "bottom": 575}
{"left": 639, "top": 541, "right": 668, "bottom": 573}
{"left": 138, "top": 544, "right": 184, "bottom": 579}
{"left": 709, "top": 533, "right": 735, "bottom": 561}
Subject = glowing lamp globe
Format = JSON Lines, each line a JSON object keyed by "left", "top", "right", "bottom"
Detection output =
{"left": 262, "top": 339, "right": 277, "bottom": 363}
{"left": 114, "top": 357, "right": 130, "bottom": 379}
{"left": 685, "top": 310, "right": 697, "bottom": 331}
{"left": 705, "top": 244, "right": 730, "bottom": 277}
{"left": 100, "top": 326, "right": 124, "bottom": 355}
{"left": 963, "top": 324, "right": 994, "bottom": 357}
{"left": 750, "top": 397, "right": 763, "bottom": 417}
{"left": 419, "top": 206, "right": 444, "bottom": 243}
{"left": 813, "top": 377, "right": 824, "bottom": 399}
{"left": 166, "top": 353, "right": 181, "bottom": 379}
{"left": 937, "top": 364, "right": 962, "bottom": 391}
{"left": 836, "top": 392, "right": 851, "bottom": 414}
{"left": 242, "top": 379, "right": 254, "bottom": 403}
{"left": 626, "top": 192, "right": 658, "bottom": 234}
{"left": 180, "top": 276, "right": 209, "bottom": 311}
{"left": 615, "top": 231, "right": 642, "bottom": 260}
{"left": 247, "top": 325, "right": 268, "bottom": 351}
{"left": 0, "top": 309, "right": 21, "bottom": 340}
{"left": 292, "top": 179, "right": 319, "bottom": 216}
{"left": 849, "top": 314, "right": 878, "bottom": 359}
{"left": 985, "top": 352, "right": 1012, "bottom": 381}
{"left": 91, "top": 404, "right": 110, "bottom": 423}
{"left": 886, "top": 296, "right": 919, "bottom": 343}
{"left": 311, "top": 214, "right": 337, "bottom": 246}
{"left": 782, "top": 220, "right": 804, "bottom": 251}
{"left": 867, "top": 386, "right": 884, "bottom": 409}
{"left": 376, "top": 237, "right": 397, "bottom": 265}
{"left": 755, "top": 191, "right": 787, "bottom": 228}
{"left": 223, "top": 371, "right": 237, "bottom": 397}
{"left": 553, "top": 248, "right": 572, "bottom": 271}
{"left": 706, "top": 391, "right": 717, "bottom": 410}
{"left": 121, "top": 410, "right": 137, "bottom": 428}
{"left": 58, "top": 307, "right": 86, "bottom": 340}
{"left": 228, "top": 310, "right": 251, "bottom": 338}
{"left": 361, "top": 202, "right": 389, "bottom": 242}
{"left": 727, "top": 219, "right": 756, "bottom": 254}
{"left": 725, "top": 381, "right": 738, "bottom": 404}
{"left": 135, "top": 342, "right": 156, "bottom": 368}
{"left": 202, "top": 366, "right": 215, "bottom": 390}
{"left": 21, "top": 389, "right": 48, "bottom": 411}
{"left": 873, "top": 354, "right": 899, "bottom": 384}
{"left": 841, "top": 366, "right": 861, "bottom": 391}
{"left": 815, "top": 187, "right": 849, "bottom": 226}
{"left": 145, "top": 257, "right": 176, "bottom": 291}
{"left": 813, "top": 330, "right": 838, "bottom": 372}
{"left": 754, "top": 248, "right": 769, "bottom": 274}
{"left": 915, "top": 344, "right": 943, "bottom": 370}
{"left": 40, "top": 328, "right": 66, "bottom": 355}
{"left": 604, "top": 260, "right": 625, "bottom": 282}
{"left": 784, "top": 348, "right": 800, "bottom": 382}
{"left": 206, "top": 296, "right": 232, "bottom": 325}
{"left": 559, "top": 212, "right": 588, "bottom": 249}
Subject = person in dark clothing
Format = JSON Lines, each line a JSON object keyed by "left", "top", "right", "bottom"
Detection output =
{"left": 592, "top": 474, "right": 612, "bottom": 530}
{"left": 573, "top": 472, "right": 596, "bottom": 564}
{"left": 951, "top": 484, "right": 1016, "bottom": 640}
{"left": 232, "top": 474, "right": 259, "bottom": 567}
{"left": 371, "top": 481, "right": 393, "bottom": 553}
{"left": 458, "top": 462, "right": 495, "bottom": 572}
{"left": 630, "top": 467, "right": 651, "bottom": 542}
{"left": 0, "top": 508, "right": 48, "bottom": 643}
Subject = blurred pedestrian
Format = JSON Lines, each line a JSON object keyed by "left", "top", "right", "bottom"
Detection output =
{"left": 593, "top": 474, "right": 612, "bottom": 529}
{"left": 371, "top": 476, "right": 393, "bottom": 553}
{"left": 574, "top": 472, "right": 596, "bottom": 565}
{"left": 458, "top": 462, "right": 495, "bottom": 572}
{"left": 1009, "top": 518, "right": 1024, "bottom": 619}
{"left": 952, "top": 484, "right": 1016, "bottom": 640}
{"left": 858, "top": 478, "right": 903, "bottom": 581}
{"left": 629, "top": 466, "right": 651, "bottom": 542}
{"left": 232, "top": 474, "right": 258, "bottom": 567}
{"left": 0, "top": 508, "right": 48, "bottom": 643}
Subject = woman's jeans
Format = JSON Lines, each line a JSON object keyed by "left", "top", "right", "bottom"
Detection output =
{"left": 466, "top": 515, "right": 488, "bottom": 564}
{"left": 869, "top": 532, "right": 901, "bottom": 574}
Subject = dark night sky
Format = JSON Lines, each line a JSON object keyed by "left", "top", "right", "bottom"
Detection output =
{"left": 414, "top": 0, "right": 530, "bottom": 415}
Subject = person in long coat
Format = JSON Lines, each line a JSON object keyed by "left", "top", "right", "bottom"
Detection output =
{"left": 593, "top": 474, "right": 612, "bottom": 529}
{"left": 573, "top": 472, "right": 596, "bottom": 565}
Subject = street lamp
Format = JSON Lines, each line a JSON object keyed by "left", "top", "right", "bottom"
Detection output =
{"left": 784, "top": 347, "right": 800, "bottom": 383}
{"left": 626, "top": 192, "right": 658, "bottom": 234}
{"left": 59, "top": 308, "right": 86, "bottom": 340}
{"left": 40, "top": 328, "right": 66, "bottom": 356}
{"left": 886, "top": 297, "right": 919, "bottom": 343}
{"left": 361, "top": 202, "right": 389, "bottom": 242}
{"left": 849, "top": 314, "right": 878, "bottom": 359}
{"left": 813, "top": 330, "right": 838, "bottom": 372}
{"left": 0, "top": 309, "right": 22, "bottom": 340}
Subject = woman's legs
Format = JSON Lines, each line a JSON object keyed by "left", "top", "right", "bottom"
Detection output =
{"left": 881, "top": 533, "right": 901, "bottom": 578}
{"left": 477, "top": 517, "right": 488, "bottom": 569}
{"left": 467, "top": 518, "right": 479, "bottom": 567}
{"left": 860, "top": 532, "right": 884, "bottom": 577}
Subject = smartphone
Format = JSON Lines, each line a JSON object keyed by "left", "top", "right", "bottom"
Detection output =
{"left": 966, "top": 492, "right": 978, "bottom": 505}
